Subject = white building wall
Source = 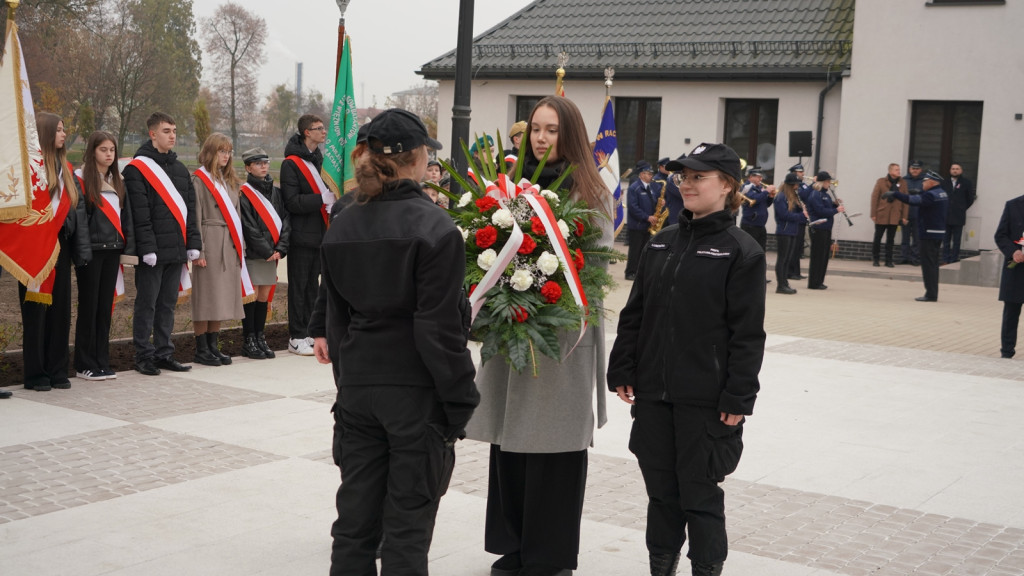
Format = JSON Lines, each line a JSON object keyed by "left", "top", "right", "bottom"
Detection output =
{"left": 836, "top": 0, "right": 1024, "bottom": 248}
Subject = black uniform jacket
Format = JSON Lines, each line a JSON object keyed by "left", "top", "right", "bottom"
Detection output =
{"left": 320, "top": 179, "right": 479, "bottom": 434}
{"left": 122, "top": 142, "right": 201, "bottom": 263}
{"left": 280, "top": 133, "right": 326, "bottom": 249}
{"left": 240, "top": 173, "right": 290, "bottom": 260}
{"left": 84, "top": 190, "right": 136, "bottom": 255}
{"left": 607, "top": 210, "right": 766, "bottom": 416}
{"left": 61, "top": 184, "right": 92, "bottom": 267}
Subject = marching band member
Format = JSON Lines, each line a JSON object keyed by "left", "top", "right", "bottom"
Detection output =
{"left": 772, "top": 173, "right": 808, "bottom": 294}
{"left": 804, "top": 171, "right": 845, "bottom": 290}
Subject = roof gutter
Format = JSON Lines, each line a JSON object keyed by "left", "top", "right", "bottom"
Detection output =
{"left": 814, "top": 70, "right": 846, "bottom": 174}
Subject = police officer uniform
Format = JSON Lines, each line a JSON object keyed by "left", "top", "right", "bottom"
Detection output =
{"left": 625, "top": 161, "right": 658, "bottom": 280}
{"left": 804, "top": 171, "right": 840, "bottom": 290}
{"left": 739, "top": 168, "right": 771, "bottom": 251}
{"left": 887, "top": 171, "right": 949, "bottom": 301}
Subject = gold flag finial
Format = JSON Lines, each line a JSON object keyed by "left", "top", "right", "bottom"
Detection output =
{"left": 8, "top": 0, "right": 21, "bottom": 22}
{"left": 554, "top": 52, "right": 569, "bottom": 96}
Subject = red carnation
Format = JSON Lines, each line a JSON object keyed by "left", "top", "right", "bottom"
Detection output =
{"left": 574, "top": 218, "right": 585, "bottom": 237}
{"left": 518, "top": 234, "right": 537, "bottom": 255}
{"left": 573, "top": 248, "right": 585, "bottom": 271}
{"left": 475, "top": 226, "right": 498, "bottom": 249}
{"left": 530, "top": 216, "right": 546, "bottom": 235}
{"left": 475, "top": 196, "right": 499, "bottom": 212}
{"left": 512, "top": 306, "right": 529, "bottom": 323}
{"left": 540, "top": 281, "right": 562, "bottom": 304}
{"left": 469, "top": 283, "right": 478, "bottom": 296}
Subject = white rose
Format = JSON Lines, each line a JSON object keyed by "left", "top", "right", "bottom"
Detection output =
{"left": 457, "top": 226, "right": 468, "bottom": 242}
{"left": 477, "top": 249, "right": 497, "bottom": 271}
{"left": 458, "top": 192, "right": 472, "bottom": 208}
{"left": 537, "top": 251, "right": 560, "bottom": 275}
{"left": 510, "top": 269, "right": 534, "bottom": 291}
{"left": 541, "top": 190, "right": 559, "bottom": 204}
{"left": 492, "top": 208, "right": 515, "bottom": 229}
{"left": 557, "top": 219, "right": 570, "bottom": 239}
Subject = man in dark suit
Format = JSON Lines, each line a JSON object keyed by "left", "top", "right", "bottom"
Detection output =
{"left": 942, "top": 163, "right": 976, "bottom": 264}
{"left": 995, "top": 195, "right": 1024, "bottom": 358}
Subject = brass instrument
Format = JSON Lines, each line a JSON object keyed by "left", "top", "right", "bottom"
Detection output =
{"left": 827, "top": 179, "right": 855, "bottom": 227}
{"left": 649, "top": 179, "right": 669, "bottom": 235}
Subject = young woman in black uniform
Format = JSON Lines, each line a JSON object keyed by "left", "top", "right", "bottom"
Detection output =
{"left": 608, "top": 143, "right": 766, "bottom": 576}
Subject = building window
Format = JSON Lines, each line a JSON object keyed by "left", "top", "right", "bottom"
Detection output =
{"left": 724, "top": 99, "right": 779, "bottom": 183}
{"left": 615, "top": 98, "right": 662, "bottom": 174}
{"left": 909, "top": 101, "right": 983, "bottom": 180}
{"left": 515, "top": 96, "right": 542, "bottom": 126}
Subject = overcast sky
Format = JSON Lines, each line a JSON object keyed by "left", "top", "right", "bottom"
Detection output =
{"left": 193, "top": 0, "right": 534, "bottom": 108}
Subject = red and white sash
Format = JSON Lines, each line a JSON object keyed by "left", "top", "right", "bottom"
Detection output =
{"left": 194, "top": 167, "right": 254, "bottom": 300}
{"left": 128, "top": 156, "right": 192, "bottom": 297}
{"left": 240, "top": 182, "right": 282, "bottom": 308}
{"left": 98, "top": 191, "right": 128, "bottom": 308}
{"left": 285, "top": 155, "right": 333, "bottom": 226}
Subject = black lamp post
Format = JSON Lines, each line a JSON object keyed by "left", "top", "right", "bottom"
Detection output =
{"left": 448, "top": 0, "right": 474, "bottom": 195}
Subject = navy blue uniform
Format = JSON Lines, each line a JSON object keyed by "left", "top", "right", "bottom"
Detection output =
{"left": 804, "top": 186, "right": 840, "bottom": 289}
{"left": 891, "top": 184, "right": 948, "bottom": 300}
{"left": 739, "top": 183, "right": 772, "bottom": 251}
{"left": 901, "top": 174, "right": 924, "bottom": 264}
{"left": 654, "top": 174, "right": 684, "bottom": 228}
{"left": 788, "top": 183, "right": 811, "bottom": 278}
{"left": 625, "top": 178, "right": 657, "bottom": 278}
{"left": 773, "top": 193, "right": 807, "bottom": 289}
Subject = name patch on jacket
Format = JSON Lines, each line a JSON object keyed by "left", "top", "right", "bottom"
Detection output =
{"left": 649, "top": 242, "right": 669, "bottom": 251}
{"left": 696, "top": 246, "right": 731, "bottom": 258}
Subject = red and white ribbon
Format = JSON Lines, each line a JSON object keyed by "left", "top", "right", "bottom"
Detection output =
{"left": 469, "top": 198, "right": 523, "bottom": 322}
{"left": 195, "top": 167, "right": 254, "bottom": 300}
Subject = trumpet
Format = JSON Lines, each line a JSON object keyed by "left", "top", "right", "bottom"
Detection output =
{"left": 737, "top": 192, "right": 756, "bottom": 206}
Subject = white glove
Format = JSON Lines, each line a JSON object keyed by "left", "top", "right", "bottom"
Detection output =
{"left": 187, "top": 249, "right": 200, "bottom": 261}
{"left": 142, "top": 253, "right": 157, "bottom": 267}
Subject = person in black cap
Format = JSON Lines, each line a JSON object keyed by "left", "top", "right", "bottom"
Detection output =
{"left": 804, "top": 171, "right": 844, "bottom": 290}
{"left": 609, "top": 142, "right": 765, "bottom": 576}
{"left": 787, "top": 164, "right": 810, "bottom": 280}
{"left": 425, "top": 159, "right": 442, "bottom": 184}
{"left": 321, "top": 107, "right": 478, "bottom": 576}
{"left": 900, "top": 160, "right": 925, "bottom": 265}
{"left": 239, "top": 147, "right": 290, "bottom": 359}
{"left": 625, "top": 160, "right": 658, "bottom": 280}
{"left": 883, "top": 171, "right": 948, "bottom": 301}
{"left": 655, "top": 156, "right": 684, "bottom": 228}
{"left": 773, "top": 173, "right": 808, "bottom": 293}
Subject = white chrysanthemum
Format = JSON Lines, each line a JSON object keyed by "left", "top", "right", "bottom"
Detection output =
{"left": 537, "top": 251, "right": 560, "bottom": 275}
{"left": 477, "top": 249, "right": 497, "bottom": 271}
{"left": 458, "top": 192, "right": 472, "bottom": 208}
{"left": 541, "top": 190, "right": 559, "bottom": 204}
{"left": 457, "top": 226, "right": 469, "bottom": 242}
{"left": 557, "top": 219, "right": 570, "bottom": 239}
{"left": 510, "top": 269, "right": 534, "bottom": 291}
{"left": 492, "top": 209, "right": 515, "bottom": 228}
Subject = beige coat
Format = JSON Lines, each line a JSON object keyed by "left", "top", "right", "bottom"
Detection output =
{"left": 190, "top": 174, "right": 244, "bottom": 322}
{"left": 871, "top": 176, "right": 910, "bottom": 225}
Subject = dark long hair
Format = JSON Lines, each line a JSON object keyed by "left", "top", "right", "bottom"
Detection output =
{"left": 524, "top": 96, "right": 610, "bottom": 216}
{"left": 81, "top": 131, "right": 125, "bottom": 208}
{"left": 36, "top": 111, "right": 78, "bottom": 205}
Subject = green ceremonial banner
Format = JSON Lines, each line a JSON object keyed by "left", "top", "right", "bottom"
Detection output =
{"left": 322, "top": 35, "right": 358, "bottom": 196}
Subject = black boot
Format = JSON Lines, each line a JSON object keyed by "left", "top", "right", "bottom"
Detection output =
{"left": 650, "top": 552, "right": 680, "bottom": 576}
{"left": 242, "top": 334, "right": 266, "bottom": 359}
{"left": 254, "top": 301, "right": 274, "bottom": 358}
{"left": 690, "top": 561, "right": 722, "bottom": 576}
{"left": 208, "top": 332, "right": 232, "bottom": 365}
{"left": 872, "top": 258, "right": 880, "bottom": 267}
{"left": 194, "top": 334, "right": 221, "bottom": 366}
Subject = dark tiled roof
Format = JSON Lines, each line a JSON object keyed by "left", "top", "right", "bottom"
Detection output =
{"left": 419, "top": 0, "right": 855, "bottom": 81}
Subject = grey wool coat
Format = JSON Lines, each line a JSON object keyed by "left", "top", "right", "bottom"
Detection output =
{"left": 466, "top": 213, "right": 612, "bottom": 453}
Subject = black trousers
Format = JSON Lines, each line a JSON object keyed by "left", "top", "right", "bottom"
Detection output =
{"left": 942, "top": 225, "right": 964, "bottom": 264}
{"left": 330, "top": 386, "right": 454, "bottom": 576}
{"left": 739, "top": 224, "right": 767, "bottom": 252}
{"left": 625, "top": 228, "right": 650, "bottom": 277}
{"left": 19, "top": 236, "right": 72, "bottom": 388}
{"left": 287, "top": 246, "right": 320, "bottom": 339}
{"left": 788, "top": 223, "right": 805, "bottom": 277}
{"left": 774, "top": 235, "right": 798, "bottom": 288}
{"left": 807, "top": 228, "right": 832, "bottom": 289}
{"left": 133, "top": 261, "right": 183, "bottom": 362}
{"left": 1001, "top": 302, "right": 1022, "bottom": 357}
{"left": 900, "top": 218, "right": 919, "bottom": 262}
{"left": 74, "top": 249, "right": 119, "bottom": 373}
{"left": 872, "top": 225, "right": 897, "bottom": 264}
{"left": 920, "top": 238, "right": 941, "bottom": 300}
{"left": 485, "top": 445, "right": 588, "bottom": 570}
{"left": 629, "top": 401, "right": 742, "bottom": 565}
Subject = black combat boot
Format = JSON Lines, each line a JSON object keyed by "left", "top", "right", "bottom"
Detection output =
{"left": 690, "top": 560, "right": 723, "bottom": 576}
{"left": 242, "top": 334, "right": 266, "bottom": 359}
{"left": 194, "top": 334, "right": 221, "bottom": 366}
{"left": 650, "top": 552, "right": 680, "bottom": 575}
{"left": 207, "top": 332, "right": 232, "bottom": 365}
{"left": 256, "top": 332, "right": 275, "bottom": 358}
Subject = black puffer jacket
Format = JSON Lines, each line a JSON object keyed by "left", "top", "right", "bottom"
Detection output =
{"left": 122, "top": 142, "right": 201, "bottom": 263}
{"left": 84, "top": 190, "right": 136, "bottom": 255}
{"left": 241, "top": 173, "right": 290, "bottom": 259}
{"left": 280, "top": 133, "right": 326, "bottom": 249}
{"left": 607, "top": 210, "right": 766, "bottom": 416}
{"left": 60, "top": 180, "right": 92, "bottom": 267}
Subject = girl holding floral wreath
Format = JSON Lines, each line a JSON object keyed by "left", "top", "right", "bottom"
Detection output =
{"left": 467, "top": 95, "right": 613, "bottom": 576}
{"left": 607, "top": 143, "right": 766, "bottom": 576}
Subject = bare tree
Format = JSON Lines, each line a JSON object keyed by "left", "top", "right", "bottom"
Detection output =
{"left": 200, "top": 2, "right": 267, "bottom": 144}
{"left": 385, "top": 82, "right": 439, "bottom": 138}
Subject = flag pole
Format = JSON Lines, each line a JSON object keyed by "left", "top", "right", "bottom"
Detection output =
{"left": 554, "top": 52, "right": 569, "bottom": 96}
{"left": 335, "top": 1, "right": 349, "bottom": 83}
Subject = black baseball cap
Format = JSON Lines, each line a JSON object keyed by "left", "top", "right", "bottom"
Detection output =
{"left": 666, "top": 143, "right": 742, "bottom": 182}
{"left": 356, "top": 123, "right": 369, "bottom": 144}
{"left": 427, "top": 159, "right": 441, "bottom": 168}
{"left": 816, "top": 171, "right": 832, "bottom": 182}
{"left": 366, "top": 108, "right": 442, "bottom": 154}
{"left": 784, "top": 172, "right": 801, "bottom": 184}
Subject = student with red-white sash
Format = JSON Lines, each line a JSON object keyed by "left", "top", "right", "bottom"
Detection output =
{"left": 123, "top": 112, "right": 202, "bottom": 376}
{"left": 74, "top": 131, "right": 137, "bottom": 381}
{"left": 190, "top": 133, "right": 248, "bottom": 367}
{"left": 19, "top": 112, "right": 91, "bottom": 392}
{"left": 239, "top": 147, "right": 290, "bottom": 359}
{"left": 280, "top": 113, "right": 332, "bottom": 356}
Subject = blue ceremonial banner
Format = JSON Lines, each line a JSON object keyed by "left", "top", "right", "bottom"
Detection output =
{"left": 592, "top": 98, "right": 623, "bottom": 238}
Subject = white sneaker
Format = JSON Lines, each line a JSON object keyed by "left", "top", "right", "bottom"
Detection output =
{"left": 289, "top": 338, "right": 315, "bottom": 356}
{"left": 77, "top": 370, "right": 106, "bottom": 381}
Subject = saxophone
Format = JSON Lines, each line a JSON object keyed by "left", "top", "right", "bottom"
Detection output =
{"left": 649, "top": 180, "right": 669, "bottom": 236}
